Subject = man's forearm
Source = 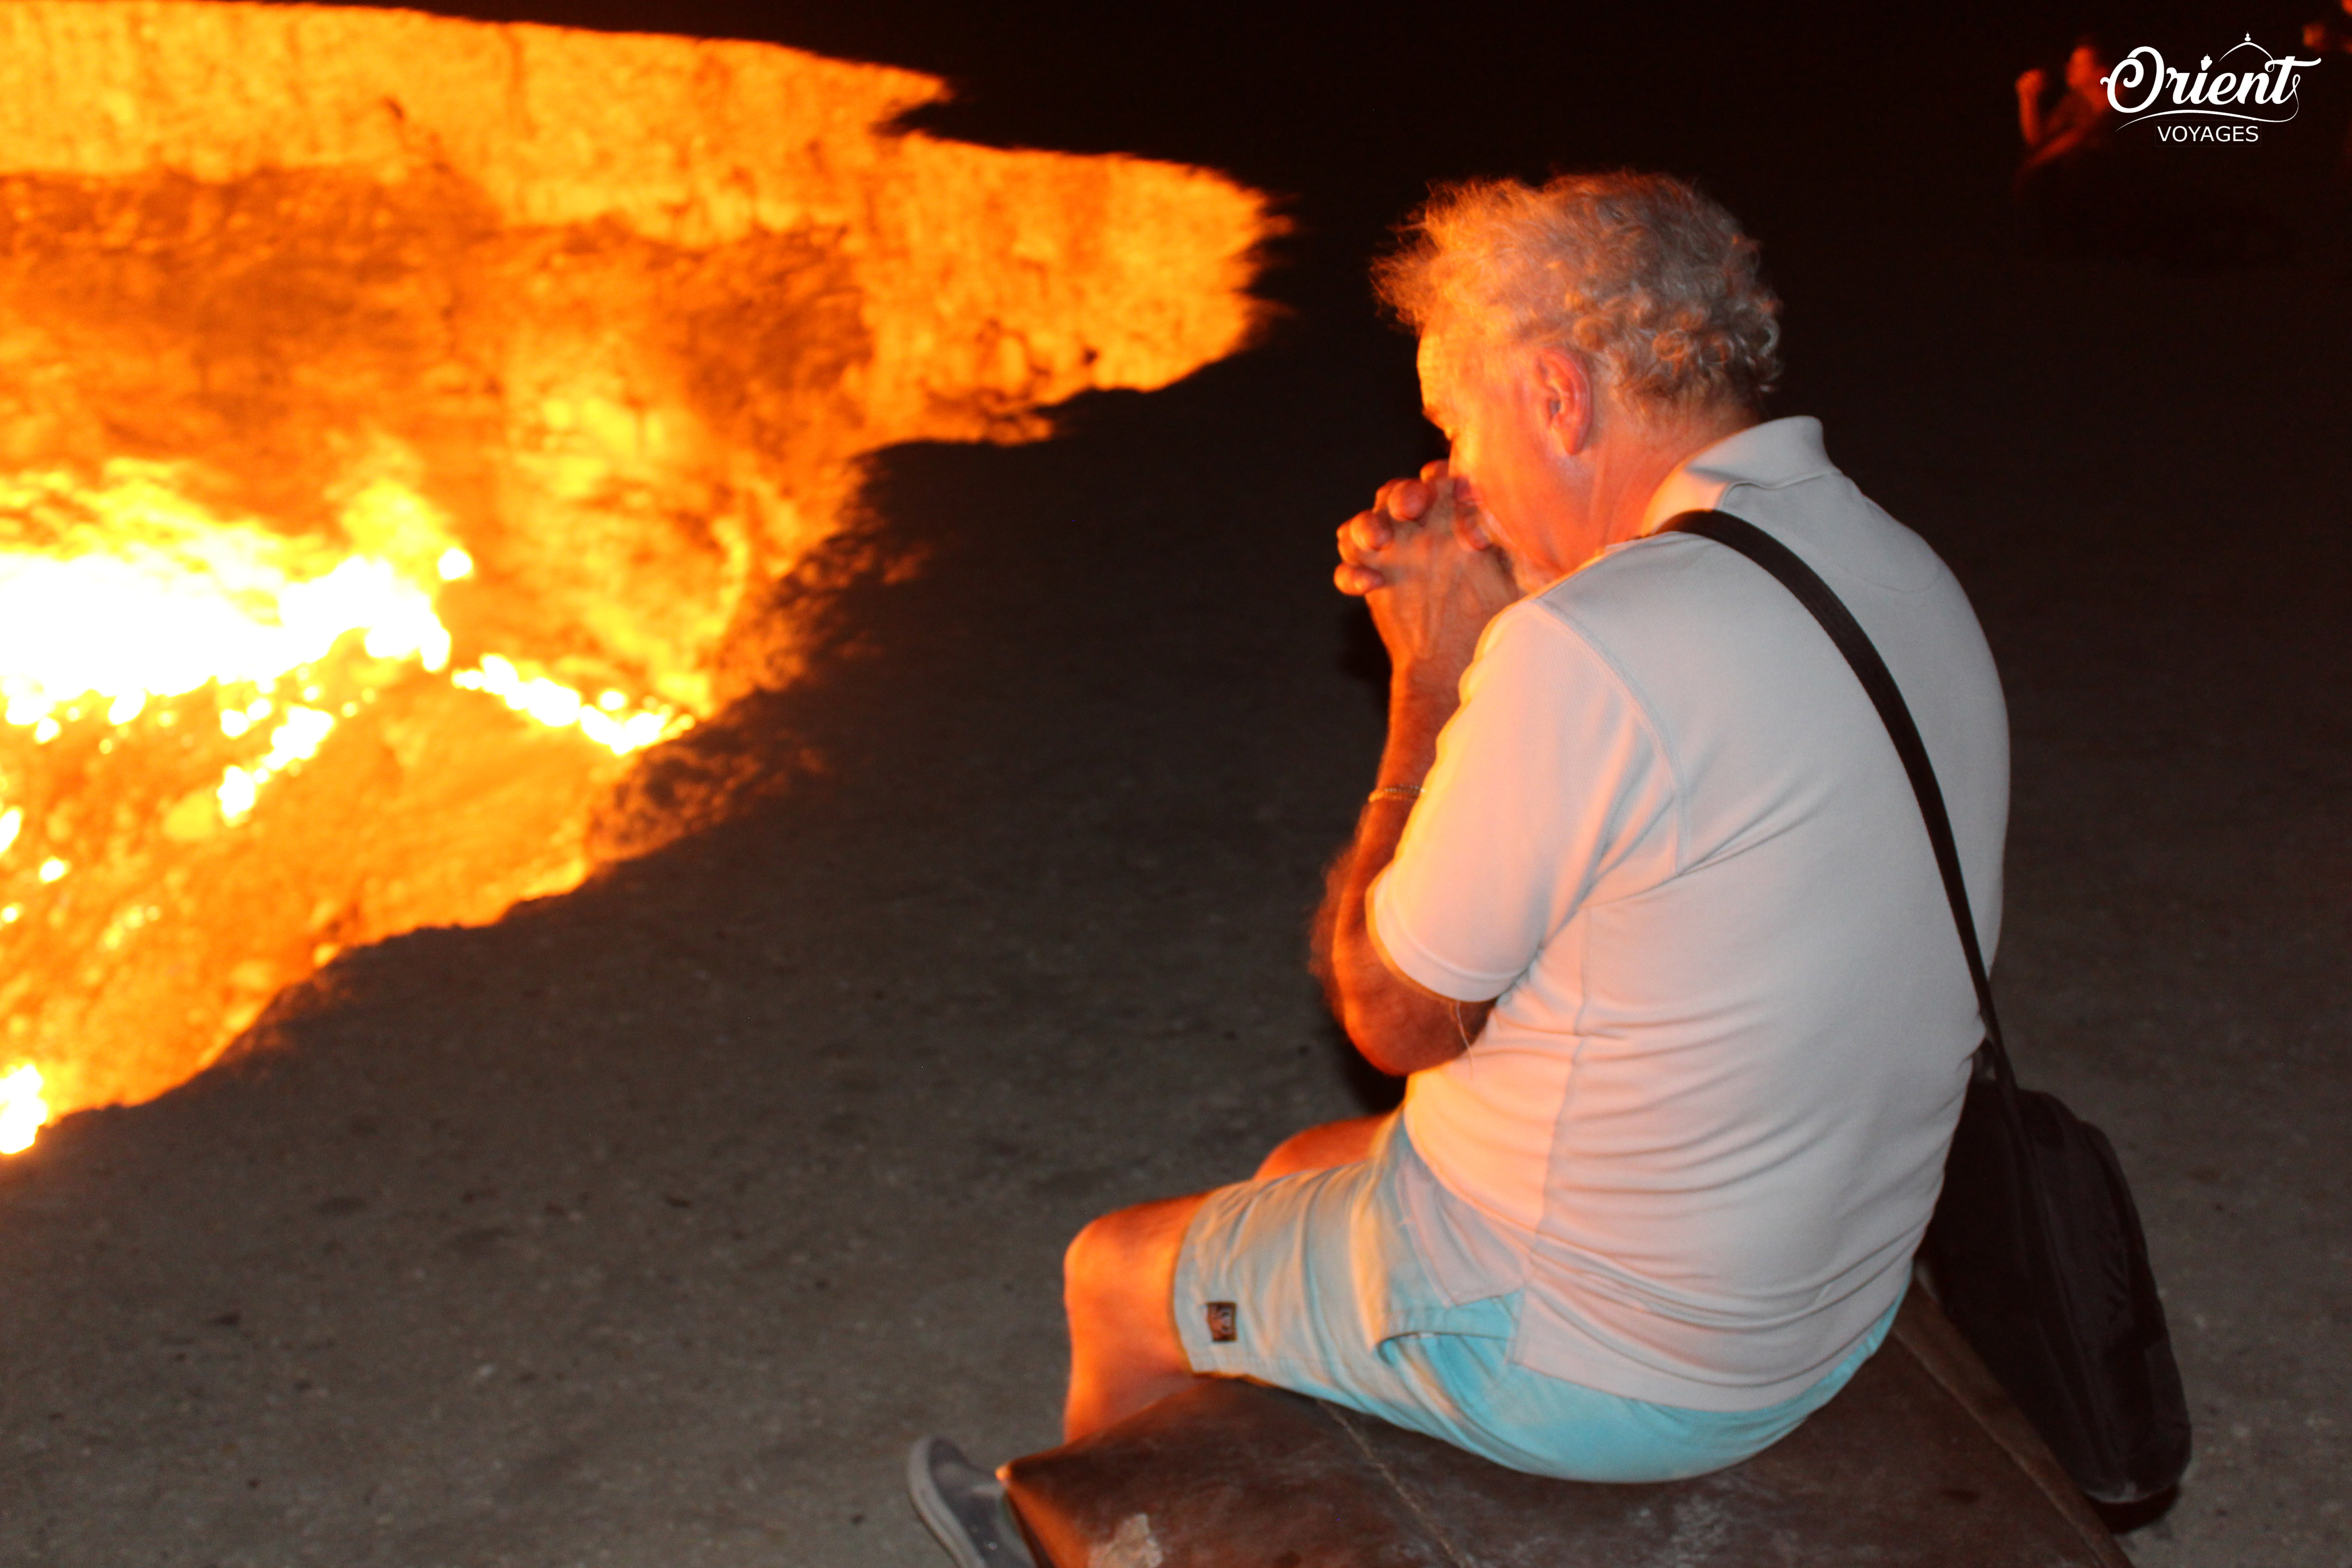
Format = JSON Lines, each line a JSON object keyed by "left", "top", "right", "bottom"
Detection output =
{"left": 1313, "top": 672, "right": 1493, "bottom": 1077}
{"left": 1319, "top": 467, "right": 1518, "bottom": 1076}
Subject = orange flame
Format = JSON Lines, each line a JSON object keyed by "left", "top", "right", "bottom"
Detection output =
{"left": 0, "top": 461, "right": 686, "bottom": 832}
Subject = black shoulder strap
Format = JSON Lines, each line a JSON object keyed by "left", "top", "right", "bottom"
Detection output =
{"left": 1661, "top": 509, "right": 2014, "bottom": 1090}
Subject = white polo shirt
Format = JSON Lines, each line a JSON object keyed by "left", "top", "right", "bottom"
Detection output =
{"left": 1368, "top": 416, "right": 2008, "bottom": 1411}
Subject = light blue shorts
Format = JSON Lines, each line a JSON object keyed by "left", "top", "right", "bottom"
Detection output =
{"left": 1171, "top": 1117, "right": 1901, "bottom": 1482}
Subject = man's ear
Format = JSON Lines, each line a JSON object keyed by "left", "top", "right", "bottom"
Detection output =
{"left": 1532, "top": 346, "right": 1593, "bottom": 455}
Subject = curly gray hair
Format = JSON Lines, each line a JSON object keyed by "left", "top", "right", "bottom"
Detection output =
{"left": 1374, "top": 172, "right": 1782, "bottom": 415}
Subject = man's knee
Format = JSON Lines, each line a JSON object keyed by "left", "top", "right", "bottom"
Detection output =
{"left": 1061, "top": 1210, "right": 1130, "bottom": 1303}
{"left": 1064, "top": 1196, "right": 1200, "bottom": 1324}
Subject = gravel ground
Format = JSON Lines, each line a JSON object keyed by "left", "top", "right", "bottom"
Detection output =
{"left": 2, "top": 4, "right": 2345, "bottom": 1565}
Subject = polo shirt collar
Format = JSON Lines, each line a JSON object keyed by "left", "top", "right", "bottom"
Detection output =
{"left": 1637, "top": 416, "right": 1835, "bottom": 536}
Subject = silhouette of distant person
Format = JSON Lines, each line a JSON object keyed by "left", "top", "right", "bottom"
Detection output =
{"left": 2013, "top": 35, "right": 2297, "bottom": 268}
{"left": 2014, "top": 37, "right": 2127, "bottom": 253}
{"left": 2302, "top": 0, "right": 2352, "bottom": 59}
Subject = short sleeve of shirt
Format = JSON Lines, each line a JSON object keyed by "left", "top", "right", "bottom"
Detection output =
{"left": 1368, "top": 597, "right": 1676, "bottom": 1003}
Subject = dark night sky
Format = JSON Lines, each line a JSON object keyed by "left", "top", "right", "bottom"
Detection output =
{"left": 323, "top": 0, "right": 2342, "bottom": 446}
{"left": 322, "top": 0, "right": 2340, "bottom": 268}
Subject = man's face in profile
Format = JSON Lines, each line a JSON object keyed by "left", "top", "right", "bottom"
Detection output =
{"left": 1417, "top": 327, "right": 1577, "bottom": 591}
{"left": 2065, "top": 45, "right": 2106, "bottom": 98}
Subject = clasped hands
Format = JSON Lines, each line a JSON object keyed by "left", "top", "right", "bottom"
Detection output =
{"left": 1333, "top": 461, "right": 1520, "bottom": 691}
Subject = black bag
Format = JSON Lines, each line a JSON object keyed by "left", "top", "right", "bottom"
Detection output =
{"left": 1666, "top": 508, "right": 2191, "bottom": 1504}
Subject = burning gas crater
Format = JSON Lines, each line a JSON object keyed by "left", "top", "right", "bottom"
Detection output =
{"left": 0, "top": 1, "right": 1272, "bottom": 1148}
{"left": 0, "top": 463, "right": 689, "bottom": 1153}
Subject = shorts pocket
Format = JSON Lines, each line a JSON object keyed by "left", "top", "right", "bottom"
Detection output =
{"left": 1378, "top": 1291, "right": 1522, "bottom": 1345}
{"left": 1348, "top": 1126, "right": 1519, "bottom": 1348}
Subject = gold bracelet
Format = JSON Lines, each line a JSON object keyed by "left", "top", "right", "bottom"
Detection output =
{"left": 1366, "top": 784, "right": 1424, "bottom": 804}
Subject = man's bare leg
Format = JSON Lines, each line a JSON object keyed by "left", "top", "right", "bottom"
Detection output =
{"left": 1251, "top": 1111, "right": 1391, "bottom": 1179}
{"left": 1061, "top": 1113, "right": 1396, "bottom": 1442}
{"left": 1062, "top": 1192, "right": 1205, "bottom": 1441}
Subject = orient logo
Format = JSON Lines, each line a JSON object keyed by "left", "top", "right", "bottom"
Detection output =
{"left": 2103, "top": 36, "right": 2324, "bottom": 142}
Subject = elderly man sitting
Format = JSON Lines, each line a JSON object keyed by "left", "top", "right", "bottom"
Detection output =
{"left": 911, "top": 171, "right": 2008, "bottom": 1564}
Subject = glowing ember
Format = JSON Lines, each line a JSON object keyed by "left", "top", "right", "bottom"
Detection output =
{"left": 0, "top": 0, "right": 1271, "bottom": 1147}
{"left": 0, "top": 1063, "right": 45, "bottom": 1154}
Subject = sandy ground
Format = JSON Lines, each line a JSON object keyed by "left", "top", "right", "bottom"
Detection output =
{"left": 2, "top": 4, "right": 2347, "bottom": 1564}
